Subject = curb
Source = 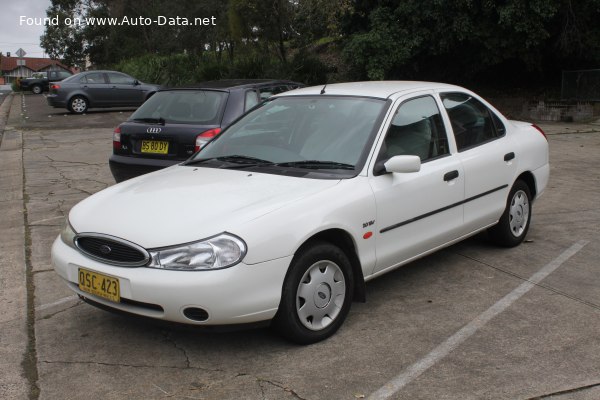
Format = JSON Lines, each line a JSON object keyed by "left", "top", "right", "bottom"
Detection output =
{"left": 0, "top": 92, "right": 14, "bottom": 142}
{"left": 0, "top": 93, "right": 30, "bottom": 400}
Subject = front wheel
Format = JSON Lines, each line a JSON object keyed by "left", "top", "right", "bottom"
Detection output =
{"left": 273, "top": 242, "right": 354, "bottom": 344}
{"left": 488, "top": 180, "right": 532, "bottom": 247}
{"left": 31, "top": 85, "right": 43, "bottom": 94}
{"left": 68, "top": 96, "right": 88, "bottom": 114}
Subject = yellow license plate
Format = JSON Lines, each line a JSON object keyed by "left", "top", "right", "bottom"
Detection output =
{"left": 78, "top": 268, "right": 120, "bottom": 303}
{"left": 141, "top": 140, "right": 169, "bottom": 154}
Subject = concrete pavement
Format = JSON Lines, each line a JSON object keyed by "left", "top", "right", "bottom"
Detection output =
{"left": 1, "top": 93, "right": 600, "bottom": 400}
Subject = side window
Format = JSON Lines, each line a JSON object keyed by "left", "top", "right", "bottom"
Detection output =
{"left": 58, "top": 71, "right": 72, "bottom": 79}
{"left": 107, "top": 73, "right": 134, "bottom": 84}
{"left": 244, "top": 90, "right": 259, "bottom": 111}
{"left": 379, "top": 96, "right": 449, "bottom": 162}
{"left": 82, "top": 73, "right": 106, "bottom": 84}
{"left": 440, "top": 92, "right": 502, "bottom": 151}
{"left": 259, "top": 86, "right": 275, "bottom": 101}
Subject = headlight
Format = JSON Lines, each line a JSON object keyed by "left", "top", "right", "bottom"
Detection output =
{"left": 60, "top": 217, "right": 77, "bottom": 249}
{"left": 147, "top": 233, "right": 246, "bottom": 271}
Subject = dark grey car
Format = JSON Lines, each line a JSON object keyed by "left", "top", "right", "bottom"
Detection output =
{"left": 46, "top": 70, "right": 161, "bottom": 114}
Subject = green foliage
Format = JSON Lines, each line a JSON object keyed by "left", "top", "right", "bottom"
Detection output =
{"left": 42, "top": 0, "right": 600, "bottom": 88}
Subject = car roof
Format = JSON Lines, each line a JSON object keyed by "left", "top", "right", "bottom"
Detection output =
{"left": 279, "top": 81, "right": 464, "bottom": 99}
{"left": 164, "top": 79, "right": 303, "bottom": 91}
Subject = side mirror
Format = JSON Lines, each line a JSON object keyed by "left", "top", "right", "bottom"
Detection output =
{"left": 133, "top": 79, "right": 139, "bottom": 85}
{"left": 383, "top": 155, "right": 421, "bottom": 174}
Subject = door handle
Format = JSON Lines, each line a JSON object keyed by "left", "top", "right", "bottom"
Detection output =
{"left": 504, "top": 152, "right": 515, "bottom": 161}
{"left": 443, "top": 170, "right": 459, "bottom": 181}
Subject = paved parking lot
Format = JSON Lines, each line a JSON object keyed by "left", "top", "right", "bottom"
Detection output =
{"left": 1, "top": 93, "right": 600, "bottom": 400}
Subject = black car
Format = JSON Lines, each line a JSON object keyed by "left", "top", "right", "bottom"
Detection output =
{"left": 109, "top": 79, "right": 304, "bottom": 182}
{"left": 46, "top": 70, "right": 161, "bottom": 114}
{"left": 20, "top": 70, "right": 73, "bottom": 94}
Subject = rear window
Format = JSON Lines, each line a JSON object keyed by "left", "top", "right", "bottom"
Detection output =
{"left": 130, "top": 90, "right": 228, "bottom": 125}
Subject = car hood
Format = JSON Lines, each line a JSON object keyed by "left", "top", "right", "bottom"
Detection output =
{"left": 69, "top": 165, "right": 340, "bottom": 248}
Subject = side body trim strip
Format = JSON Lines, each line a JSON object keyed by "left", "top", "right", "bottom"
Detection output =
{"left": 380, "top": 184, "right": 509, "bottom": 233}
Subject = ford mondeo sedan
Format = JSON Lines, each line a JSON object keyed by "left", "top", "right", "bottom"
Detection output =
{"left": 52, "top": 81, "right": 549, "bottom": 344}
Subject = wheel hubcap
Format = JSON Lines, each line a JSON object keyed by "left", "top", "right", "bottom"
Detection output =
{"left": 296, "top": 260, "right": 345, "bottom": 331}
{"left": 509, "top": 189, "right": 529, "bottom": 237}
{"left": 72, "top": 99, "right": 86, "bottom": 113}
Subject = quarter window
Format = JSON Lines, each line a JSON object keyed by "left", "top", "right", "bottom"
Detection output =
{"left": 244, "top": 90, "right": 259, "bottom": 111}
{"left": 440, "top": 92, "right": 504, "bottom": 151}
{"left": 379, "top": 96, "right": 449, "bottom": 162}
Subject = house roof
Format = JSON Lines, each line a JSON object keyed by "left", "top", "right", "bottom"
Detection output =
{"left": 0, "top": 56, "right": 69, "bottom": 73}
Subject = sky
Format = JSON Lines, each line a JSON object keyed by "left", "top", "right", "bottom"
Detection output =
{"left": 0, "top": 0, "right": 53, "bottom": 58}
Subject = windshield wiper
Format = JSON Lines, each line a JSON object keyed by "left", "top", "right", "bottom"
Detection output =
{"left": 184, "top": 155, "right": 273, "bottom": 167}
{"left": 274, "top": 160, "right": 355, "bottom": 170}
{"left": 132, "top": 117, "right": 165, "bottom": 125}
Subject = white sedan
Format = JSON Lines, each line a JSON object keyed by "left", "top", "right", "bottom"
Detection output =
{"left": 52, "top": 81, "right": 549, "bottom": 344}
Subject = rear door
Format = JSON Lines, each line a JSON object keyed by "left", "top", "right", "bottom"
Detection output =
{"left": 370, "top": 93, "right": 465, "bottom": 274}
{"left": 439, "top": 91, "right": 517, "bottom": 233}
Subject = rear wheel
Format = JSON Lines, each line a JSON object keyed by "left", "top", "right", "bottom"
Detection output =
{"left": 31, "top": 85, "right": 42, "bottom": 94}
{"left": 69, "top": 96, "right": 88, "bottom": 114}
{"left": 488, "top": 180, "right": 532, "bottom": 247}
{"left": 274, "top": 242, "right": 353, "bottom": 344}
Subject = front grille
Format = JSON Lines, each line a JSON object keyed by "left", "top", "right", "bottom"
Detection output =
{"left": 75, "top": 234, "right": 149, "bottom": 266}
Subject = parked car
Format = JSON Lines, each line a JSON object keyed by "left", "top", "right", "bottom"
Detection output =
{"left": 46, "top": 70, "right": 161, "bottom": 114}
{"left": 19, "top": 70, "right": 73, "bottom": 94}
{"left": 52, "top": 81, "right": 549, "bottom": 344}
{"left": 109, "top": 79, "right": 304, "bottom": 182}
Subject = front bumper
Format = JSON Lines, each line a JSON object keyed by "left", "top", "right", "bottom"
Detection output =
{"left": 51, "top": 237, "right": 291, "bottom": 325}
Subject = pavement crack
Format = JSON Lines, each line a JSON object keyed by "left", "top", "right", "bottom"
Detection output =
{"left": 40, "top": 359, "right": 220, "bottom": 373}
{"left": 526, "top": 381, "right": 600, "bottom": 399}
{"left": 162, "top": 330, "right": 191, "bottom": 368}
{"left": 256, "top": 377, "right": 308, "bottom": 400}
{"left": 37, "top": 302, "right": 82, "bottom": 321}
{"left": 21, "top": 131, "right": 40, "bottom": 400}
{"left": 453, "top": 251, "right": 600, "bottom": 312}
{"left": 32, "top": 269, "right": 56, "bottom": 274}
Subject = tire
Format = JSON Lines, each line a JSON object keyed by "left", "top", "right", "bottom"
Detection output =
{"left": 31, "top": 85, "right": 43, "bottom": 94}
{"left": 273, "top": 241, "right": 354, "bottom": 344}
{"left": 488, "top": 180, "right": 532, "bottom": 247}
{"left": 68, "top": 96, "right": 88, "bottom": 114}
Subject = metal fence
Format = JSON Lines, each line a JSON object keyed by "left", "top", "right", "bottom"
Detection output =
{"left": 562, "top": 69, "right": 600, "bottom": 101}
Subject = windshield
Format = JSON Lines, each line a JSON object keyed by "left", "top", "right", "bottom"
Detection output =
{"left": 189, "top": 96, "right": 387, "bottom": 176}
{"left": 130, "top": 90, "right": 227, "bottom": 125}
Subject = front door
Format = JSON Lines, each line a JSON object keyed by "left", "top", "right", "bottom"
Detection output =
{"left": 370, "top": 94, "right": 465, "bottom": 274}
{"left": 106, "top": 72, "right": 143, "bottom": 106}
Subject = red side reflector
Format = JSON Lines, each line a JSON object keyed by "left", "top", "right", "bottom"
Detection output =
{"left": 363, "top": 232, "right": 373, "bottom": 239}
{"left": 531, "top": 124, "right": 547, "bottom": 140}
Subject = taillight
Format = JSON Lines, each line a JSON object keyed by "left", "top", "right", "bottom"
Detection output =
{"left": 531, "top": 124, "right": 547, "bottom": 140}
{"left": 51, "top": 84, "right": 60, "bottom": 90}
{"left": 113, "top": 126, "right": 121, "bottom": 150}
{"left": 195, "top": 128, "right": 221, "bottom": 152}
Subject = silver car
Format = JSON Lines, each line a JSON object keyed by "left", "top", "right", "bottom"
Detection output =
{"left": 46, "top": 70, "right": 161, "bottom": 114}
